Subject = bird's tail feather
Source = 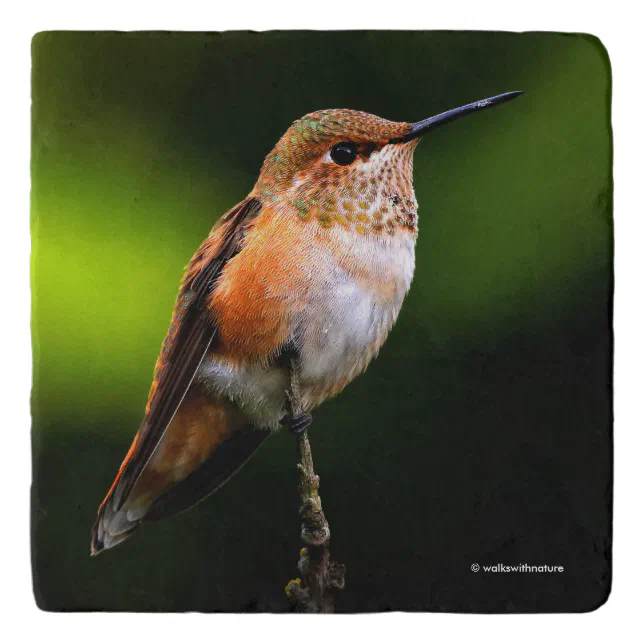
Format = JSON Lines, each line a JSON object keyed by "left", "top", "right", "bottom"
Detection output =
{"left": 90, "top": 390, "right": 268, "bottom": 555}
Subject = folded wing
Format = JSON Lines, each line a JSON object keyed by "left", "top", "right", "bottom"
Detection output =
{"left": 91, "top": 197, "right": 264, "bottom": 554}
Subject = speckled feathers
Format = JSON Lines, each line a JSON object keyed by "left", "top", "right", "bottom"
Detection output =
{"left": 255, "top": 109, "right": 419, "bottom": 236}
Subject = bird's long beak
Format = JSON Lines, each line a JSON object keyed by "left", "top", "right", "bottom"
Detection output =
{"left": 389, "top": 91, "right": 524, "bottom": 143}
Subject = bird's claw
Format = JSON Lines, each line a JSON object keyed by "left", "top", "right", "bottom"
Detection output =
{"left": 281, "top": 411, "right": 313, "bottom": 435}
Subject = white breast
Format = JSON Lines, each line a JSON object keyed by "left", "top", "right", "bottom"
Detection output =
{"left": 297, "top": 229, "right": 416, "bottom": 408}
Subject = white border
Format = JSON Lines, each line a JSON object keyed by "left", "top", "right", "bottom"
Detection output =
{"left": 3, "top": 1, "right": 642, "bottom": 642}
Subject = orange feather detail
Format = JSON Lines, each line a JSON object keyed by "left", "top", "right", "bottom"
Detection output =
{"left": 208, "top": 207, "right": 307, "bottom": 363}
{"left": 108, "top": 387, "right": 243, "bottom": 517}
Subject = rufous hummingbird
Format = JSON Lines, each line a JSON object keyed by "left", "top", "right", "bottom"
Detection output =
{"left": 91, "top": 91, "right": 523, "bottom": 554}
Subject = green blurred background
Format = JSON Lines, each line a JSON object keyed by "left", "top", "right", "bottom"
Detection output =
{"left": 31, "top": 31, "right": 612, "bottom": 612}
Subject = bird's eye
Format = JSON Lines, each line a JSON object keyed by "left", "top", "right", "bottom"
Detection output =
{"left": 330, "top": 142, "right": 358, "bottom": 166}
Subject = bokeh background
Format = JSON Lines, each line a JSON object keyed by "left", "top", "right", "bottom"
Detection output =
{"left": 31, "top": 31, "right": 612, "bottom": 612}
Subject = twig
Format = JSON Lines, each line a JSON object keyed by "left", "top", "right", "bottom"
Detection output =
{"left": 284, "top": 374, "right": 345, "bottom": 612}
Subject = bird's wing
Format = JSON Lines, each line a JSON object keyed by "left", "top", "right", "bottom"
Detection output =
{"left": 108, "top": 196, "right": 263, "bottom": 513}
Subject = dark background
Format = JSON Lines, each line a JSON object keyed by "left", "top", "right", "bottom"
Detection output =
{"left": 31, "top": 31, "right": 612, "bottom": 612}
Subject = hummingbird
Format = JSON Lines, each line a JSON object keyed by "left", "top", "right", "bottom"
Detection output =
{"left": 91, "top": 91, "right": 523, "bottom": 554}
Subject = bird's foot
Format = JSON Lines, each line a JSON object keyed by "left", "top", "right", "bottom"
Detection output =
{"left": 281, "top": 411, "right": 313, "bottom": 435}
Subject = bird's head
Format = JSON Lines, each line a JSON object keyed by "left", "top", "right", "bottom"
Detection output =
{"left": 253, "top": 92, "right": 522, "bottom": 236}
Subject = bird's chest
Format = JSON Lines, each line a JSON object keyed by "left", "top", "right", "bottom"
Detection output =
{"left": 197, "top": 226, "right": 416, "bottom": 427}
{"left": 296, "top": 230, "right": 416, "bottom": 405}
